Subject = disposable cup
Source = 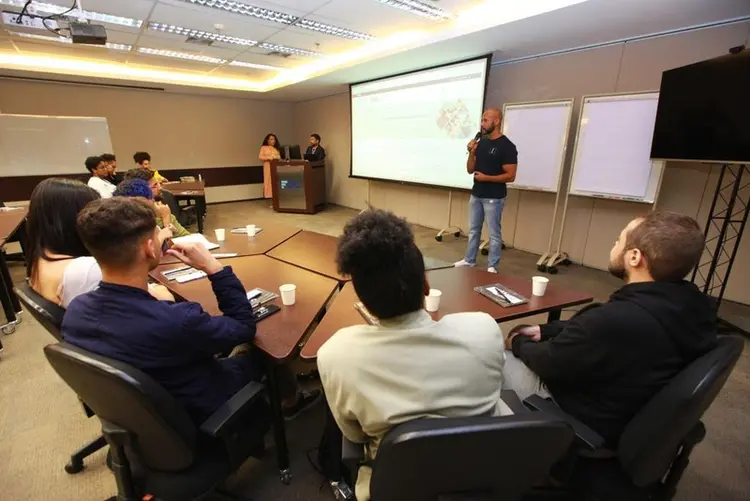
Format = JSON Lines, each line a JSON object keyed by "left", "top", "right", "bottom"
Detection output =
{"left": 279, "top": 284, "right": 297, "bottom": 306}
{"left": 425, "top": 289, "right": 442, "bottom": 312}
{"left": 215, "top": 228, "right": 226, "bottom": 242}
{"left": 532, "top": 276, "right": 549, "bottom": 296}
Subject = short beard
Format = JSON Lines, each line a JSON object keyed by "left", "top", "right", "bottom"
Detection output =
{"left": 482, "top": 124, "right": 496, "bottom": 135}
{"left": 608, "top": 251, "right": 627, "bottom": 281}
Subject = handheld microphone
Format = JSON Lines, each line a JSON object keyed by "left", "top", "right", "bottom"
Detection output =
{"left": 467, "top": 131, "right": 482, "bottom": 152}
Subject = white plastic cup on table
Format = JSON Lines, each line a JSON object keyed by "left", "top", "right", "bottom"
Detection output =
{"left": 246, "top": 224, "right": 257, "bottom": 237}
{"left": 532, "top": 276, "right": 549, "bottom": 297}
{"left": 425, "top": 289, "right": 442, "bottom": 312}
{"left": 215, "top": 228, "right": 226, "bottom": 242}
{"left": 279, "top": 284, "right": 297, "bottom": 306}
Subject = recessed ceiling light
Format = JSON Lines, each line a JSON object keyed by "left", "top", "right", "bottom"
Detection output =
{"left": 294, "top": 19, "right": 375, "bottom": 41}
{"left": 228, "top": 60, "right": 283, "bottom": 71}
{"left": 0, "top": 0, "right": 143, "bottom": 28}
{"left": 148, "top": 22, "right": 258, "bottom": 47}
{"left": 137, "top": 47, "right": 226, "bottom": 64}
{"left": 174, "top": 0, "right": 374, "bottom": 41}
{"left": 177, "top": 0, "right": 297, "bottom": 24}
{"left": 258, "top": 42, "right": 320, "bottom": 58}
{"left": 374, "top": 0, "right": 452, "bottom": 20}
{"left": 11, "top": 31, "right": 132, "bottom": 51}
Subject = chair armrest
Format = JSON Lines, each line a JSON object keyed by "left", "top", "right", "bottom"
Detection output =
{"left": 199, "top": 381, "right": 265, "bottom": 438}
{"left": 500, "top": 389, "right": 529, "bottom": 414}
{"left": 524, "top": 394, "right": 606, "bottom": 451}
{"left": 342, "top": 436, "right": 365, "bottom": 463}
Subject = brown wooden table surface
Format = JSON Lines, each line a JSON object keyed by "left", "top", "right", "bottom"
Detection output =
{"left": 300, "top": 267, "right": 594, "bottom": 360}
{"left": 160, "top": 225, "right": 301, "bottom": 264}
{"left": 266, "top": 230, "right": 349, "bottom": 282}
{"left": 0, "top": 207, "right": 28, "bottom": 246}
{"left": 163, "top": 181, "right": 205, "bottom": 197}
{"left": 151, "top": 255, "right": 338, "bottom": 361}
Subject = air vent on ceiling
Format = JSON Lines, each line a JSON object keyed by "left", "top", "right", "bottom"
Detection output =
{"left": 185, "top": 36, "right": 214, "bottom": 46}
{"left": 266, "top": 51, "right": 292, "bottom": 58}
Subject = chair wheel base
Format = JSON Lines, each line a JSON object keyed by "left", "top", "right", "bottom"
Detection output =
{"left": 279, "top": 468, "right": 292, "bottom": 485}
{"left": 65, "top": 460, "right": 85, "bottom": 474}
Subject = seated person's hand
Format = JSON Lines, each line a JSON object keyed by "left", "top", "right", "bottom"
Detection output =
{"left": 148, "top": 283, "right": 175, "bottom": 302}
{"left": 167, "top": 241, "right": 223, "bottom": 275}
{"left": 158, "top": 226, "right": 173, "bottom": 243}
{"left": 505, "top": 324, "right": 542, "bottom": 349}
{"left": 154, "top": 201, "right": 172, "bottom": 221}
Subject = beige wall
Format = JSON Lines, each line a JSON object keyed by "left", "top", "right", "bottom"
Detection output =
{"left": 292, "top": 21, "right": 750, "bottom": 305}
{"left": 0, "top": 79, "right": 294, "bottom": 172}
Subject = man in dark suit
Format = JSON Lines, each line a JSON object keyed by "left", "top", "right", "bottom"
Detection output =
{"left": 304, "top": 133, "right": 326, "bottom": 161}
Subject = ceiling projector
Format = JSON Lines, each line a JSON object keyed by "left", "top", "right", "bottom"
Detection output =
{"left": 68, "top": 22, "right": 107, "bottom": 45}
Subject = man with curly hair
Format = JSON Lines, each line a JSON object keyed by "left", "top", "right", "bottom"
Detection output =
{"left": 318, "top": 209, "right": 509, "bottom": 501}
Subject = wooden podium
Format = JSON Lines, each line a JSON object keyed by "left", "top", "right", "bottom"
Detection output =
{"left": 270, "top": 160, "right": 326, "bottom": 214}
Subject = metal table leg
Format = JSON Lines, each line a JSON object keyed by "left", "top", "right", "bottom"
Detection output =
{"left": 547, "top": 308, "right": 562, "bottom": 322}
{"left": 0, "top": 250, "right": 19, "bottom": 334}
{"left": 266, "top": 358, "right": 292, "bottom": 485}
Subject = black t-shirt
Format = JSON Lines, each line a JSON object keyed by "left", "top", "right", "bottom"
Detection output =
{"left": 471, "top": 135, "right": 518, "bottom": 199}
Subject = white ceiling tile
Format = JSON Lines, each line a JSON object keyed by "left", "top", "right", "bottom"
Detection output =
{"left": 309, "top": 0, "right": 429, "bottom": 36}
{"left": 127, "top": 53, "right": 224, "bottom": 73}
{"left": 264, "top": 26, "right": 361, "bottom": 53}
{"left": 136, "top": 34, "right": 243, "bottom": 58}
{"left": 13, "top": 40, "right": 133, "bottom": 62}
{"left": 150, "top": 2, "right": 284, "bottom": 40}
{"left": 71, "top": 0, "right": 156, "bottom": 19}
{"left": 258, "top": 0, "right": 331, "bottom": 15}
{"left": 231, "top": 50, "right": 299, "bottom": 68}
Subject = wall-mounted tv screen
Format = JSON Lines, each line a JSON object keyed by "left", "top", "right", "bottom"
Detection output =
{"left": 650, "top": 50, "right": 750, "bottom": 164}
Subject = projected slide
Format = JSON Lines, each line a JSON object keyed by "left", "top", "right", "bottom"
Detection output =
{"left": 351, "top": 58, "right": 489, "bottom": 189}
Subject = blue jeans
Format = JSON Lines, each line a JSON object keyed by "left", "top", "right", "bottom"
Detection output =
{"left": 464, "top": 196, "right": 505, "bottom": 269}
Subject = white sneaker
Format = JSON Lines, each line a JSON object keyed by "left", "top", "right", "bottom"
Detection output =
{"left": 454, "top": 260, "right": 475, "bottom": 268}
{"left": 488, "top": 267, "right": 498, "bottom": 273}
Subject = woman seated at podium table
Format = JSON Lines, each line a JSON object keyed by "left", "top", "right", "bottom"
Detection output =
{"left": 259, "top": 133, "right": 282, "bottom": 201}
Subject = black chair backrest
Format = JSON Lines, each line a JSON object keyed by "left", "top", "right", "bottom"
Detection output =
{"left": 370, "top": 413, "right": 574, "bottom": 501}
{"left": 618, "top": 335, "right": 744, "bottom": 486}
{"left": 14, "top": 281, "right": 65, "bottom": 340}
{"left": 44, "top": 342, "right": 199, "bottom": 472}
{"left": 159, "top": 191, "right": 182, "bottom": 222}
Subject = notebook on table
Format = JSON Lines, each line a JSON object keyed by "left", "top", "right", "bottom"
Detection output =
{"left": 474, "top": 283, "right": 528, "bottom": 308}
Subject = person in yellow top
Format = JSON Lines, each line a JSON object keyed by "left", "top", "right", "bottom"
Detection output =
{"left": 134, "top": 151, "right": 168, "bottom": 183}
{"left": 116, "top": 174, "right": 191, "bottom": 238}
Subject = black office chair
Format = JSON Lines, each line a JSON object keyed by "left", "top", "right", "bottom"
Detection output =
{"left": 44, "top": 342, "right": 270, "bottom": 501}
{"left": 14, "top": 282, "right": 109, "bottom": 474}
{"left": 524, "top": 334, "right": 745, "bottom": 501}
{"left": 342, "top": 392, "right": 574, "bottom": 501}
{"left": 160, "top": 190, "right": 197, "bottom": 229}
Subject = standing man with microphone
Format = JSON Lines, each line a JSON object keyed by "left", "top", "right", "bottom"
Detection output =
{"left": 455, "top": 108, "right": 518, "bottom": 273}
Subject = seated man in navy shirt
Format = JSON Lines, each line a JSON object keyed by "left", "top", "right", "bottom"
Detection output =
{"left": 63, "top": 197, "right": 319, "bottom": 423}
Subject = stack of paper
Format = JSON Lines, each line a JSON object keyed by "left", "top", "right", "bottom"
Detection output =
{"left": 172, "top": 233, "right": 220, "bottom": 251}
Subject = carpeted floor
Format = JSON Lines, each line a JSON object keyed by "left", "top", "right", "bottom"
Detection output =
{"left": 0, "top": 200, "right": 748, "bottom": 501}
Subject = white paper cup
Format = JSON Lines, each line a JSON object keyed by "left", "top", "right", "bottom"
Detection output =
{"left": 279, "top": 284, "right": 297, "bottom": 306}
{"left": 532, "top": 276, "right": 549, "bottom": 297}
{"left": 215, "top": 228, "right": 226, "bottom": 242}
{"left": 425, "top": 289, "right": 442, "bottom": 312}
{"left": 246, "top": 224, "right": 257, "bottom": 237}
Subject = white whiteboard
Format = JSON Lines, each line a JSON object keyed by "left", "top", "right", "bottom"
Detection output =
{"left": 569, "top": 93, "right": 664, "bottom": 203}
{"left": 503, "top": 100, "right": 573, "bottom": 192}
{"left": 0, "top": 114, "right": 113, "bottom": 177}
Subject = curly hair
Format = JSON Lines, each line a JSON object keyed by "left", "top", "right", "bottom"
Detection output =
{"left": 113, "top": 178, "right": 153, "bottom": 199}
{"left": 337, "top": 209, "right": 425, "bottom": 319}
{"left": 124, "top": 168, "right": 155, "bottom": 182}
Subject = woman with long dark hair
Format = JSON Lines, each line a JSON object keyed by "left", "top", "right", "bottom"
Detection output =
{"left": 26, "top": 178, "right": 101, "bottom": 307}
{"left": 259, "top": 133, "right": 281, "bottom": 200}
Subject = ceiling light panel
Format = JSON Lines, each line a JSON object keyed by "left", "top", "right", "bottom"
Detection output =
{"left": 374, "top": 0, "right": 452, "bottom": 20}
{"left": 149, "top": 22, "right": 257, "bottom": 46}
{"left": 0, "top": 0, "right": 143, "bottom": 28}
{"left": 175, "top": 0, "right": 297, "bottom": 24}
{"left": 258, "top": 42, "right": 320, "bottom": 58}
{"left": 137, "top": 47, "right": 226, "bottom": 64}
{"left": 10, "top": 31, "right": 132, "bottom": 51}
{"left": 228, "top": 60, "right": 282, "bottom": 71}
{"left": 173, "top": 0, "right": 374, "bottom": 41}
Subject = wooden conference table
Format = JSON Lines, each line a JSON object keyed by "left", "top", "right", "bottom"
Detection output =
{"left": 0, "top": 207, "right": 29, "bottom": 336}
{"left": 160, "top": 224, "right": 300, "bottom": 265}
{"left": 150, "top": 226, "right": 593, "bottom": 481}
{"left": 301, "top": 267, "right": 594, "bottom": 360}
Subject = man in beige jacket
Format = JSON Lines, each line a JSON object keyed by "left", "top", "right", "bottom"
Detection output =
{"left": 318, "top": 209, "right": 510, "bottom": 501}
